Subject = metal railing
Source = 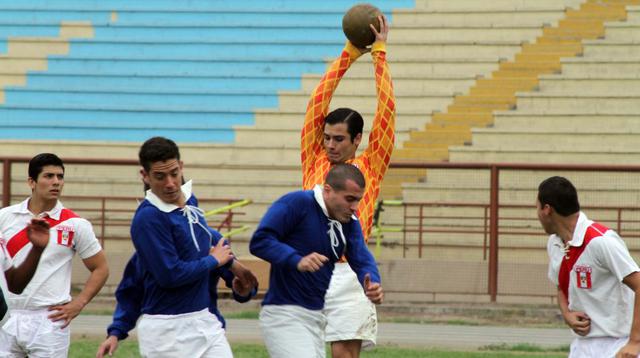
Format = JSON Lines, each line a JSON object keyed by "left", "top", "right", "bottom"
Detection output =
{"left": 386, "top": 161, "right": 640, "bottom": 302}
{"left": 0, "top": 157, "right": 251, "bottom": 246}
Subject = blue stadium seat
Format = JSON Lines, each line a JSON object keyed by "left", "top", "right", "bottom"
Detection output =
{"left": 0, "top": 0, "right": 414, "bottom": 142}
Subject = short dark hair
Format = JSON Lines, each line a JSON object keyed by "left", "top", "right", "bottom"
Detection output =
{"left": 28, "top": 153, "right": 64, "bottom": 181}
{"left": 324, "top": 108, "right": 364, "bottom": 142}
{"left": 138, "top": 137, "right": 180, "bottom": 172}
{"left": 325, "top": 163, "right": 366, "bottom": 191}
{"left": 538, "top": 176, "right": 580, "bottom": 216}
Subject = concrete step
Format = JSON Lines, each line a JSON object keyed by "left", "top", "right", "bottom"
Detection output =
{"left": 449, "top": 146, "right": 640, "bottom": 164}
{"left": 601, "top": 24, "right": 640, "bottom": 41}
{"left": 386, "top": 43, "right": 523, "bottom": 61}
{"left": 253, "top": 110, "right": 430, "bottom": 131}
{"left": 300, "top": 74, "right": 476, "bottom": 95}
{"left": 403, "top": 183, "right": 640, "bottom": 206}
{"left": 276, "top": 92, "right": 452, "bottom": 114}
{"left": 392, "top": 10, "right": 568, "bottom": 27}
{"left": 343, "top": 59, "right": 500, "bottom": 77}
{"left": 0, "top": 40, "right": 519, "bottom": 61}
{"left": 493, "top": 113, "right": 640, "bottom": 131}
{"left": 515, "top": 94, "right": 640, "bottom": 113}
{"left": 581, "top": 42, "right": 640, "bottom": 59}
{"left": 234, "top": 126, "right": 410, "bottom": 147}
{"left": 416, "top": 0, "right": 582, "bottom": 11}
{"left": 0, "top": 140, "right": 302, "bottom": 166}
{"left": 388, "top": 27, "right": 543, "bottom": 43}
{"left": 536, "top": 77, "right": 640, "bottom": 95}
{"left": 416, "top": 168, "right": 640, "bottom": 192}
{"left": 470, "top": 128, "right": 640, "bottom": 151}
{"left": 560, "top": 60, "right": 640, "bottom": 78}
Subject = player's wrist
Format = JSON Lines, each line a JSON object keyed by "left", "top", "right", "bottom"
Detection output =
{"left": 344, "top": 41, "right": 363, "bottom": 59}
{"left": 371, "top": 41, "right": 386, "bottom": 53}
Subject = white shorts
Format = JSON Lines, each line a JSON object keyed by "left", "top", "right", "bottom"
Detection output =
{"left": 260, "top": 304, "right": 326, "bottom": 358}
{"left": 323, "top": 262, "right": 377, "bottom": 347}
{"left": 0, "top": 309, "right": 70, "bottom": 358}
{"left": 137, "top": 308, "right": 232, "bottom": 358}
{"left": 570, "top": 336, "right": 638, "bottom": 358}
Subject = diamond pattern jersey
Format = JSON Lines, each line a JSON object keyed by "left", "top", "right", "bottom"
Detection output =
{"left": 301, "top": 41, "right": 396, "bottom": 242}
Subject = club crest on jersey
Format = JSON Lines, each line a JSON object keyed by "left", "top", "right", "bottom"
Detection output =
{"left": 575, "top": 265, "right": 592, "bottom": 289}
{"left": 56, "top": 226, "right": 75, "bottom": 247}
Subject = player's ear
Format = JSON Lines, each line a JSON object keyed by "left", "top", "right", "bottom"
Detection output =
{"left": 27, "top": 177, "right": 36, "bottom": 191}
{"left": 140, "top": 168, "right": 149, "bottom": 185}
{"left": 353, "top": 132, "right": 362, "bottom": 147}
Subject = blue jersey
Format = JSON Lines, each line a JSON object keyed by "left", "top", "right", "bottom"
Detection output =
{"left": 131, "top": 181, "right": 218, "bottom": 315}
{"left": 250, "top": 189, "right": 380, "bottom": 310}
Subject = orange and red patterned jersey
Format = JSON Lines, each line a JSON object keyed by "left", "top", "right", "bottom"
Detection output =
{"left": 301, "top": 41, "right": 396, "bottom": 241}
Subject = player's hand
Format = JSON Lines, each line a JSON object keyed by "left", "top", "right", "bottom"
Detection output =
{"left": 48, "top": 299, "right": 85, "bottom": 328}
{"left": 371, "top": 14, "right": 389, "bottom": 44}
{"left": 27, "top": 218, "right": 49, "bottom": 249}
{"left": 296, "top": 253, "right": 329, "bottom": 272}
{"left": 616, "top": 339, "right": 640, "bottom": 358}
{"left": 232, "top": 277, "right": 254, "bottom": 297}
{"left": 210, "top": 238, "right": 233, "bottom": 267}
{"left": 96, "top": 335, "right": 119, "bottom": 358}
{"left": 230, "top": 261, "right": 259, "bottom": 290}
{"left": 563, "top": 311, "right": 590, "bottom": 336}
{"left": 363, "top": 273, "right": 384, "bottom": 304}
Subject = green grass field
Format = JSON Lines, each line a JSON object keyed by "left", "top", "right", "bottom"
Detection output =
{"left": 72, "top": 340, "right": 568, "bottom": 358}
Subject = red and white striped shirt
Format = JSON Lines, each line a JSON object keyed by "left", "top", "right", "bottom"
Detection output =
{"left": 0, "top": 199, "right": 102, "bottom": 309}
{"left": 547, "top": 212, "right": 640, "bottom": 338}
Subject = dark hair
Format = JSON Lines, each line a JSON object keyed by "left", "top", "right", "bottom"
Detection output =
{"left": 28, "top": 153, "right": 64, "bottom": 181}
{"left": 138, "top": 137, "right": 180, "bottom": 172}
{"left": 325, "top": 163, "right": 366, "bottom": 191}
{"left": 537, "top": 176, "right": 580, "bottom": 216}
{"left": 324, "top": 108, "right": 364, "bottom": 142}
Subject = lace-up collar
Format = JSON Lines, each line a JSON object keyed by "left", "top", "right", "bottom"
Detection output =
{"left": 145, "top": 180, "right": 212, "bottom": 251}
{"left": 313, "top": 185, "right": 357, "bottom": 260}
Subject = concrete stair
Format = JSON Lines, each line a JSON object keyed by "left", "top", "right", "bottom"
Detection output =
{"left": 391, "top": 0, "right": 639, "bottom": 198}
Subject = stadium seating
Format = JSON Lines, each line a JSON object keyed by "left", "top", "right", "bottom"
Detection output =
{"left": 0, "top": 0, "right": 411, "bottom": 142}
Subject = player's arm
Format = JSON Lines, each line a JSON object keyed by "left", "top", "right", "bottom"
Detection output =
{"left": 301, "top": 41, "right": 364, "bottom": 184}
{"left": 617, "top": 272, "right": 640, "bottom": 357}
{"left": 344, "top": 222, "right": 383, "bottom": 304}
{"left": 362, "top": 14, "right": 396, "bottom": 179}
{"left": 48, "top": 219, "right": 110, "bottom": 328}
{"left": 557, "top": 287, "right": 590, "bottom": 335}
{"left": 48, "top": 250, "right": 109, "bottom": 328}
{"left": 4, "top": 218, "right": 49, "bottom": 293}
{"left": 208, "top": 230, "right": 258, "bottom": 300}
{"left": 250, "top": 197, "right": 329, "bottom": 272}
{"left": 132, "top": 208, "right": 230, "bottom": 288}
{"left": 96, "top": 256, "right": 143, "bottom": 358}
{"left": 250, "top": 201, "right": 305, "bottom": 269}
{"left": 217, "top": 261, "right": 258, "bottom": 302}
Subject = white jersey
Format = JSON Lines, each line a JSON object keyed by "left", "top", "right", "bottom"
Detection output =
{"left": 0, "top": 199, "right": 102, "bottom": 309}
{"left": 547, "top": 212, "right": 640, "bottom": 338}
{"left": 0, "top": 234, "right": 12, "bottom": 302}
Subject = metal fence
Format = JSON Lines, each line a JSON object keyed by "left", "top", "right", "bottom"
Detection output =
{"left": 378, "top": 162, "right": 640, "bottom": 302}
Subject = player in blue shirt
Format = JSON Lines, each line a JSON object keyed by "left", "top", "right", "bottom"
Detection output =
{"left": 250, "top": 164, "right": 383, "bottom": 358}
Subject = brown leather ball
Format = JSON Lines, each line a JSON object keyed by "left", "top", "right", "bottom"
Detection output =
{"left": 342, "top": 3, "right": 382, "bottom": 48}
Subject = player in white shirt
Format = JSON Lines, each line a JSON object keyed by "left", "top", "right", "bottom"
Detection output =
{"left": 0, "top": 219, "right": 50, "bottom": 324}
{"left": 0, "top": 153, "right": 109, "bottom": 358}
{"left": 537, "top": 176, "right": 640, "bottom": 358}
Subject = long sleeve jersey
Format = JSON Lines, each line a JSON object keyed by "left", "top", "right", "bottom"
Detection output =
{"left": 300, "top": 41, "right": 396, "bottom": 240}
{"left": 130, "top": 181, "right": 221, "bottom": 315}
{"left": 249, "top": 189, "right": 380, "bottom": 310}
